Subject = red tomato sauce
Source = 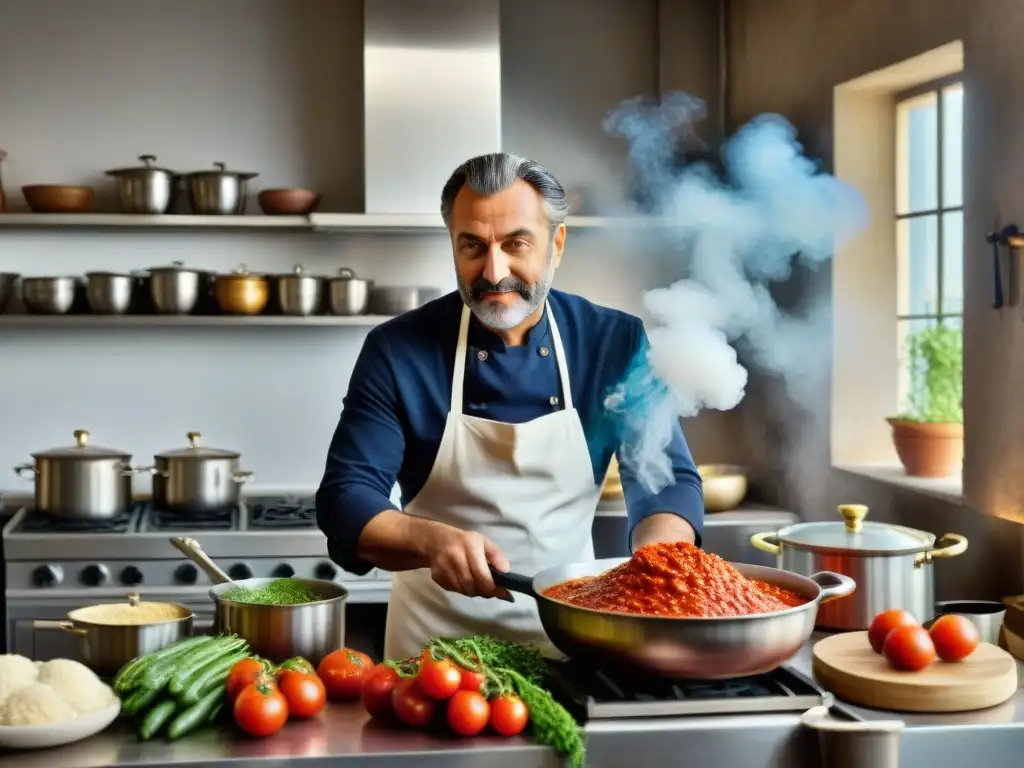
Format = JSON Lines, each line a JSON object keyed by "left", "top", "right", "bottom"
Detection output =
{"left": 543, "top": 541, "right": 807, "bottom": 618}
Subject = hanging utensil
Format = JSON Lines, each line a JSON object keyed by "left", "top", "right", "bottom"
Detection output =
{"left": 985, "top": 225, "right": 1017, "bottom": 309}
{"left": 0, "top": 148, "right": 7, "bottom": 212}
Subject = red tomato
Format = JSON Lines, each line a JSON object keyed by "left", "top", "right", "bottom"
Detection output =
{"left": 447, "top": 690, "right": 490, "bottom": 736}
{"left": 318, "top": 648, "right": 374, "bottom": 700}
{"left": 226, "top": 658, "right": 271, "bottom": 704}
{"left": 459, "top": 668, "right": 487, "bottom": 693}
{"left": 278, "top": 669, "right": 327, "bottom": 717}
{"left": 417, "top": 657, "right": 462, "bottom": 700}
{"left": 233, "top": 680, "right": 289, "bottom": 737}
{"left": 489, "top": 693, "right": 528, "bottom": 736}
{"left": 929, "top": 614, "right": 981, "bottom": 662}
{"left": 868, "top": 609, "right": 919, "bottom": 654}
{"left": 883, "top": 624, "right": 937, "bottom": 671}
{"left": 391, "top": 678, "right": 437, "bottom": 727}
{"left": 360, "top": 664, "right": 402, "bottom": 719}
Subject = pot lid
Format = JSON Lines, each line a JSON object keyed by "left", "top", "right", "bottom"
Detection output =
{"left": 774, "top": 505, "right": 936, "bottom": 554}
{"left": 105, "top": 154, "right": 176, "bottom": 177}
{"left": 219, "top": 263, "right": 265, "bottom": 279}
{"left": 148, "top": 260, "right": 199, "bottom": 274}
{"left": 31, "top": 430, "right": 130, "bottom": 459}
{"left": 183, "top": 162, "right": 257, "bottom": 181}
{"left": 333, "top": 267, "right": 362, "bottom": 280}
{"left": 156, "top": 432, "right": 240, "bottom": 459}
{"left": 279, "top": 263, "right": 323, "bottom": 279}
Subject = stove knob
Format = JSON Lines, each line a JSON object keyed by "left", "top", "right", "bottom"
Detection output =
{"left": 175, "top": 564, "right": 199, "bottom": 585}
{"left": 228, "top": 563, "right": 253, "bottom": 580}
{"left": 81, "top": 564, "right": 110, "bottom": 587}
{"left": 272, "top": 564, "right": 295, "bottom": 578}
{"left": 32, "top": 564, "right": 63, "bottom": 588}
{"left": 121, "top": 566, "right": 144, "bottom": 586}
{"left": 314, "top": 562, "right": 337, "bottom": 581}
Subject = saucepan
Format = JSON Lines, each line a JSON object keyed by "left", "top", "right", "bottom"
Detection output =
{"left": 491, "top": 559, "right": 855, "bottom": 680}
{"left": 170, "top": 536, "right": 346, "bottom": 666}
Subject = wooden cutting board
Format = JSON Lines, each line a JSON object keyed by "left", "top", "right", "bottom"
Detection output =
{"left": 812, "top": 631, "right": 1018, "bottom": 713}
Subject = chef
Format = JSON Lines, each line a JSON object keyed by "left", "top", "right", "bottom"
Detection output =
{"left": 316, "top": 152, "right": 704, "bottom": 660}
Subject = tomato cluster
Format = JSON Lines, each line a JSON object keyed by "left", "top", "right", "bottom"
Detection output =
{"left": 226, "top": 656, "right": 327, "bottom": 737}
{"left": 867, "top": 609, "right": 980, "bottom": 672}
{"left": 359, "top": 653, "right": 529, "bottom": 738}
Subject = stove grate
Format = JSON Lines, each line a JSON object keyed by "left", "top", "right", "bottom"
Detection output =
{"left": 14, "top": 508, "right": 138, "bottom": 534}
{"left": 248, "top": 496, "right": 317, "bottom": 529}
{"left": 546, "top": 661, "right": 831, "bottom": 720}
{"left": 143, "top": 504, "right": 237, "bottom": 532}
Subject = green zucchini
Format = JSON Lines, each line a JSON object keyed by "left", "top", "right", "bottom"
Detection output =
{"left": 122, "top": 685, "right": 161, "bottom": 717}
{"left": 167, "top": 637, "right": 245, "bottom": 694}
{"left": 180, "top": 651, "right": 249, "bottom": 705}
{"left": 166, "top": 687, "right": 223, "bottom": 741}
{"left": 116, "top": 636, "right": 213, "bottom": 692}
{"left": 138, "top": 699, "right": 178, "bottom": 741}
{"left": 142, "top": 636, "right": 225, "bottom": 690}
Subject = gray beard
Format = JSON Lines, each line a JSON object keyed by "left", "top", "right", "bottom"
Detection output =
{"left": 458, "top": 252, "right": 557, "bottom": 331}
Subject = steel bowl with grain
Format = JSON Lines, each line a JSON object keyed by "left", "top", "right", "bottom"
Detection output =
{"left": 492, "top": 559, "right": 855, "bottom": 680}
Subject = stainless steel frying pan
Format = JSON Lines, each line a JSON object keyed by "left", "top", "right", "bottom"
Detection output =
{"left": 491, "top": 558, "right": 855, "bottom": 679}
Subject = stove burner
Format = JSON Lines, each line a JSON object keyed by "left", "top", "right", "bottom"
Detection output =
{"left": 143, "top": 504, "right": 237, "bottom": 532}
{"left": 14, "top": 508, "right": 137, "bottom": 534}
{"left": 545, "top": 660, "right": 829, "bottom": 720}
{"left": 249, "top": 496, "right": 317, "bottom": 529}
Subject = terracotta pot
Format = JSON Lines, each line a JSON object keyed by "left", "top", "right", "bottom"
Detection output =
{"left": 886, "top": 418, "right": 963, "bottom": 478}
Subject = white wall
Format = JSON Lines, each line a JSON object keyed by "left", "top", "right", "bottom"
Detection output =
{"left": 1, "top": 0, "right": 725, "bottom": 494}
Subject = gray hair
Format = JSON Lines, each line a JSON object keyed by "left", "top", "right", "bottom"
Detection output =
{"left": 440, "top": 153, "right": 569, "bottom": 234}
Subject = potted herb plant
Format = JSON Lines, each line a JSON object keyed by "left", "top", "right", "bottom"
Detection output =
{"left": 887, "top": 323, "right": 963, "bottom": 478}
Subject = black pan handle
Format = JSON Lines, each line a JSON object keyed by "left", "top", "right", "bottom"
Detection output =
{"left": 489, "top": 567, "right": 538, "bottom": 599}
{"left": 986, "top": 225, "right": 1018, "bottom": 309}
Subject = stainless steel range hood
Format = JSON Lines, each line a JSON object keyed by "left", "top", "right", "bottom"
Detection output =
{"left": 362, "top": 0, "right": 501, "bottom": 217}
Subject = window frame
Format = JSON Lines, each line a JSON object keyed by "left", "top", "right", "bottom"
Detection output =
{"left": 894, "top": 73, "right": 964, "bottom": 327}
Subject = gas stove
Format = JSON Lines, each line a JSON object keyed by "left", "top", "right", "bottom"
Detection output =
{"left": 2, "top": 495, "right": 388, "bottom": 598}
{"left": 546, "top": 659, "right": 832, "bottom": 720}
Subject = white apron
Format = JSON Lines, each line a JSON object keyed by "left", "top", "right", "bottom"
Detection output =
{"left": 384, "top": 302, "right": 601, "bottom": 660}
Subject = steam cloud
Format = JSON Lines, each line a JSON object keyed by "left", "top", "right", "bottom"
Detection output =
{"left": 602, "top": 92, "right": 869, "bottom": 495}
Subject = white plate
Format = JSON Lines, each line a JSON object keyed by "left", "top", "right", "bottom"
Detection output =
{"left": 0, "top": 700, "right": 121, "bottom": 750}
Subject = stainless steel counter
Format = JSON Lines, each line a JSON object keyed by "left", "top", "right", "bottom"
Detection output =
{"left": 4, "top": 633, "right": 1023, "bottom": 768}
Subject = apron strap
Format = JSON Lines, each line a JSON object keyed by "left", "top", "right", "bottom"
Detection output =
{"left": 452, "top": 301, "right": 573, "bottom": 414}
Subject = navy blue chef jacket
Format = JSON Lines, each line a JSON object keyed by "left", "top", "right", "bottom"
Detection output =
{"left": 316, "top": 289, "right": 704, "bottom": 575}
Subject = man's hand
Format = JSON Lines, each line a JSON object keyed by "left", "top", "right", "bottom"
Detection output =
{"left": 423, "top": 524, "right": 513, "bottom": 600}
{"left": 631, "top": 513, "right": 697, "bottom": 552}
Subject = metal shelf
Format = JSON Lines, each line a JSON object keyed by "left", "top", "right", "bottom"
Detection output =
{"left": 0, "top": 212, "right": 648, "bottom": 232}
{"left": 0, "top": 314, "right": 393, "bottom": 327}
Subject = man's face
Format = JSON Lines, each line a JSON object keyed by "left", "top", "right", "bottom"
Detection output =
{"left": 450, "top": 180, "right": 567, "bottom": 330}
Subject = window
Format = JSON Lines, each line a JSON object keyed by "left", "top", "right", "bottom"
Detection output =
{"left": 895, "top": 78, "right": 964, "bottom": 406}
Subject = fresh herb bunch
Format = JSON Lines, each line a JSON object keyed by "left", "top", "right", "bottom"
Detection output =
{"left": 410, "top": 635, "right": 585, "bottom": 767}
{"left": 220, "top": 579, "right": 323, "bottom": 605}
{"left": 900, "top": 323, "right": 963, "bottom": 424}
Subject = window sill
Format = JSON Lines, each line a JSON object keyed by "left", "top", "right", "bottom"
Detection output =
{"left": 833, "top": 463, "right": 963, "bottom": 503}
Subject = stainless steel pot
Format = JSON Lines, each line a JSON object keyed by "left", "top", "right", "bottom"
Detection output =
{"left": 492, "top": 560, "right": 855, "bottom": 679}
{"left": 13, "top": 430, "right": 133, "bottom": 519}
{"left": 213, "top": 264, "right": 268, "bottom": 315}
{"left": 802, "top": 706, "right": 904, "bottom": 768}
{"left": 22, "top": 276, "right": 77, "bottom": 314}
{"left": 149, "top": 261, "right": 200, "bottom": 314}
{"left": 33, "top": 593, "right": 194, "bottom": 677}
{"left": 0, "top": 271, "right": 18, "bottom": 314}
{"left": 275, "top": 264, "right": 323, "bottom": 316}
{"left": 138, "top": 432, "right": 253, "bottom": 512}
{"left": 172, "top": 536, "right": 346, "bottom": 665}
{"left": 369, "top": 285, "right": 441, "bottom": 315}
{"left": 183, "top": 162, "right": 257, "bottom": 215}
{"left": 750, "top": 504, "right": 968, "bottom": 630}
{"left": 85, "top": 272, "right": 134, "bottom": 314}
{"left": 105, "top": 154, "right": 179, "bottom": 214}
{"left": 931, "top": 600, "right": 1005, "bottom": 645}
{"left": 328, "top": 267, "right": 371, "bottom": 315}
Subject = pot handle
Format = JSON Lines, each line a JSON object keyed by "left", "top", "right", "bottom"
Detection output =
{"left": 489, "top": 566, "right": 536, "bottom": 601}
{"left": 810, "top": 571, "right": 857, "bottom": 603}
{"left": 750, "top": 532, "right": 781, "bottom": 555}
{"left": 13, "top": 462, "right": 36, "bottom": 479}
{"left": 119, "top": 463, "right": 152, "bottom": 477}
{"left": 232, "top": 470, "right": 255, "bottom": 485}
{"left": 915, "top": 533, "right": 968, "bottom": 567}
{"left": 33, "top": 619, "right": 88, "bottom": 637}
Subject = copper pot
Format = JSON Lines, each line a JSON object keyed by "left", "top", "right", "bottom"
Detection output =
{"left": 214, "top": 264, "right": 268, "bottom": 315}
